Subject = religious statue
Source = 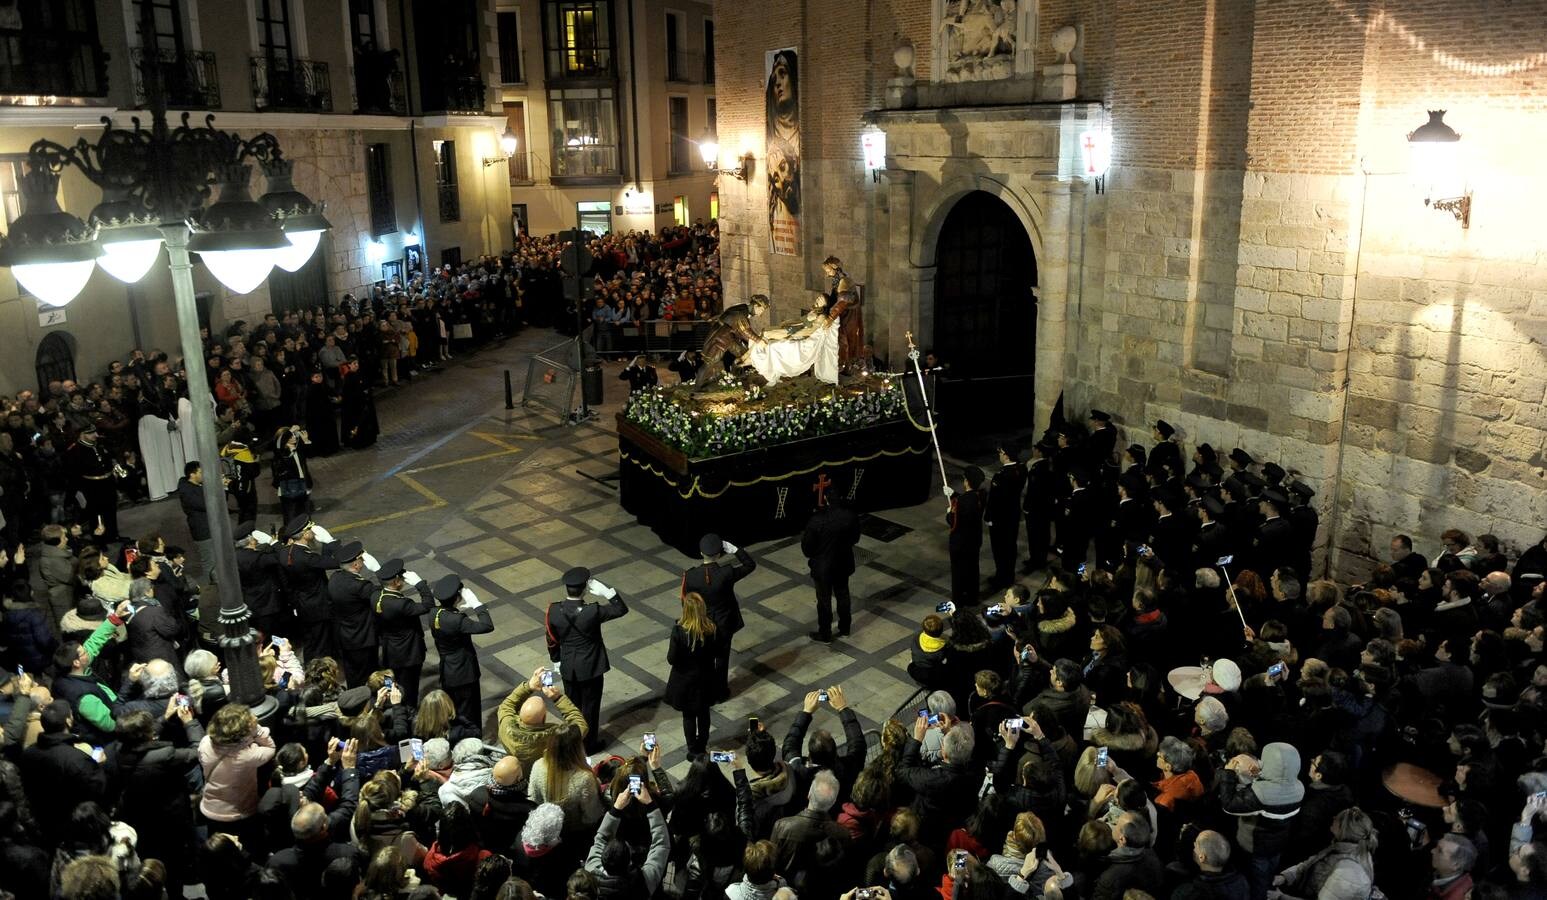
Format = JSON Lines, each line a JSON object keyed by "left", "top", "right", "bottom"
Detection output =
{"left": 692, "top": 295, "right": 771, "bottom": 392}
{"left": 935, "top": 0, "right": 1020, "bottom": 82}
{"left": 821, "top": 256, "right": 866, "bottom": 374}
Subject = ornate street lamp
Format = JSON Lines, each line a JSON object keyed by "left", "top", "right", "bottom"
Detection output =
{"left": 0, "top": 5, "right": 332, "bottom": 719}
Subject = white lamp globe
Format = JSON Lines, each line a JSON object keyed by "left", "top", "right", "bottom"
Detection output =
{"left": 13, "top": 260, "right": 96, "bottom": 307}
{"left": 272, "top": 229, "right": 323, "bottom": 272}
{"left": 198, "top": 248, "right": 277, "bottom": 294}
{"left": 697, "top": 135, "right": 720, "bottom": 168}
{"left": 96, "top": 239, "right": 164, "bottom": 283}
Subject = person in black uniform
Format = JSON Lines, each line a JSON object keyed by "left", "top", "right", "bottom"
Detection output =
{"left": 235, "top": 527, "right": 288, "bottom": 642}
{"left": 372, "top": 558, "right": 435, "bottom": 708}
{"left": 430, "top": 574, "right": 495, "bottom": 725}
{"left": 276, "top": 515, "right": 340, "bottom": 662}
{"left": 1251, "top": 489, "right": 1296, "bottom": 580}
{"left": 1058, "top": 467, "right": 1098, "bottom": 570}
{"left": 682, "top": 534, "right": 756, "bottom": 704}
{"left": 1286, "top": 480, "right": 1318, "bottom": 582}
{"left": 1150, "top": 420, "right": 1183, "bottom": 484}
{"left": 544, "top": 566, "right": 627, "bottom": 752}
{"left": 987, "top": 444, "right": 1025, "bottom": 590}
{"left": 328, "top": 541, "right": 380, "bottom": 687}
{"left": 66, "top": 423, "right": 120, "bottom": 541}
{"left": 945, "top": 466, "right": 986, "bottom": 605}
{"left": 1086, "top": 410, "right": 1119, "bottom": 476}
{"left": 1193, "top": 495, "right": 1232, "bottom": 565}
{"left": 616, "top": 356, "right": 659, "bottom": 394}
{"left": 1022, "top": 438, "right": 1058, "bottom": 574}
{"left": 802, "top": 495, "right": 861, "bottom": 643}
{"left": 1191, "top": 443, "right": 1224, "bottom": 484}
{"left": 1102, "top": 471, "right": 1154, "bottom": 570}
{"left": 1148, "top": 485, "right": 1195, "bottom": 575}
{"left": 1227, "top": 447, "right": 1255, "bottom": 478}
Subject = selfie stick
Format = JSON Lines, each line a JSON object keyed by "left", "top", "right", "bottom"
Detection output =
{"left": 905, "top": 331, "right": 950, "bottom": 509}
{"left": 1217, "top": 561, "right": 1251, "bottom": 632}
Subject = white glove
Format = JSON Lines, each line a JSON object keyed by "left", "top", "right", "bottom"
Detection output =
{"left": 593, "top": 580, "right": 617, "bottom": 600}
{"left": 722, "top": 540, "right": 739, "bottom": 555}
{"left": 943, "top": 486, "right": 956, "bottom": 498}
{"left": 250, "top": 530, "right": 274, "bottom": 546}
{"left": 311, "top": 524, "right": 335, "bottom": 543}
{"left": 459, "top": 586, "right": 481, "bottom": 608}
{"left": 404, "top": 571, "right": 422, "bottom": 587}
{"left": 362, "top": 552, "right": 380, "bottom": 572}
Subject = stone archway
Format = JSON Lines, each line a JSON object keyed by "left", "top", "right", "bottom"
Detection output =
{"left": 35, "top": 331, "right": 77, "bottom": 395}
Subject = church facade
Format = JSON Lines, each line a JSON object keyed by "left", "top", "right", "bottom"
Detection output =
{"left": 712, "top": 0, "right": 1547, "bottom": 577}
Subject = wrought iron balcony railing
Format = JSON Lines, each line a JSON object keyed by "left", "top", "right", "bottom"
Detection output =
{"left": 250, "top": 56, "right": 332, "bottom": 113}
{"left": 0, "top": 29, "right": 108, "bottom": 98}
{"left": 352, "top": 48, "right": 406, "bottom": 115}
{"left": 131, "top": 47, "right": 220, "bottom": 109}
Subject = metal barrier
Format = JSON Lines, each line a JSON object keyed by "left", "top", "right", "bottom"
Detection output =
{"left": 521, "top": 339, "right": 579, "bottom": 419}
{"left": 589, "top": 318, "right": 713, "bottom": 359}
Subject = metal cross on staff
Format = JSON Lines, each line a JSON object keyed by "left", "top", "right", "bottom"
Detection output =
{"left": 905, "top": 331, "right": 951, "bottom": 508}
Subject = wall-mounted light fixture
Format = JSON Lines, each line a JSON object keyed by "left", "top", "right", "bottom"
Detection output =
{"left": 696, "top": 132, "right": 753, "bottom": 181}
{"left": 1080, "top": 127, "right": 1111, "bottom": 194}
{"left": 482, "top": 126, "right": 520, "bottom": 167}
{"left": 861, "top": 131, "right": 886, "bottom": 183}
{"left": 1407, "top": 110, "right": 1471, "bottom": 228}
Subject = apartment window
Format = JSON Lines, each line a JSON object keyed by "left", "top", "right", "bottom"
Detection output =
{"left": 497, "top": 11, "right": 522, "bottom": 83}
{"left": 0, "top": 159, "right": 25, "bottom": 231}
{"left": 544, "top": 0, "right": 612, "bottom": 78}
{"left": 703, "top": 19, "right": 714, "bottom": 83}
{"left": 256, "top": 0, "right": 292, "bottom": 60}
{"left": 366, "top": 143, "right": 396, "bottom": 236}
{"left": 548, "top": 87, "right": 619, "bottom": 178}
{"left": 349, "top": 0, "right": 378, "bottom": 47}
{"left": 706, "top": 97, "right": 716, "bottom": 136}
{"left": 0, "top": 0, "right": 108, "bottom": 98}
{"left": 668, "top": 96, "right": 691, "bottom": 173}
{"left": 665, "top": 12, "right": 682, "bottom": 82}
{"left": 435, "top": 140, "right": 460, "bottom": 222}
{"left": 133, "top": 0, "right": 185, "bottom": 52}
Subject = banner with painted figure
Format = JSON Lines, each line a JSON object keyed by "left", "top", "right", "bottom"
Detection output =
{"left": 765, "top": 48, "right": 800, "bottom": 256}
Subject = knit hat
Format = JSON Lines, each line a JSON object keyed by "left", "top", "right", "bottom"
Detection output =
{"left": 1207, "top": 658, "right": 1242, "bottom": 692}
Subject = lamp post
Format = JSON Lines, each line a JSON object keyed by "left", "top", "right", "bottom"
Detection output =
{"left": 0, "top": 7, "right": 331, "bottom": 718}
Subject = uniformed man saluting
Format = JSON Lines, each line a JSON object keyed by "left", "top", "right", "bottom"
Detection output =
{"left": 328, "top": 541, "right": 380, "bottom": 688}
{"left": 430, "top": 575, "right": 494, "bottom": 725}
{"left": 683, "top": 534, "right": 756, "bottom": 705}
{"left": 276, "top": 514, "right": 341, "bottom": 663}
{"left": 544, "top": 566, "right": 628, "bottom": 752}
{"left": 374, "top": 558, "right": 434, "bottom": 708}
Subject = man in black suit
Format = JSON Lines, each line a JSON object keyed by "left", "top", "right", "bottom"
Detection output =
{"left": 1150, "top": 420, "right": 1183, "bottom": 481}
{"left": 802, "top": 495, "right": 861, "bottom": 643}
{"left": 1148, "top": 485, "right": 1195, "bottom": 575}
{"left": 1086, "top": 409, "right": 1118, "bottom": 475}
{"left": 429, "top": 575, "right": 495, "bottom": 725}
{"left": 1286, "top": 480, "right": 1319, "bottom": 582}
{"left": 1194, "top": 495, "right": 1232, "bottom": 565}
{"left": 1102, "top": 472, "right": 1153, "bottom": 570}
{"left": 1057, "top": 467, "right": 1098, "bottom": 571}
{"left": 1252, "top": 490, "right": 1296, "bottom": 580}
{"left": 545, "top": 566, "right": 628, "bottom": 751}
{"left": 373, "top": 558, "right": 435, "bottom": 708}
{"left": 682, "top": 534, "right": 756, "bottom": 703}
{"left": 986, "top": 444, "right": 1025, "bottom": 590}
{"left": 276, "top": 515, "right": 341, "bottom": 663}
{"left": 328, "top": 541, "right": 380, "bottom": 687}
{"left": 945, "top": 466, "right": 986, "bottom": 606}
{"left": 1022, "top": 438, "right": 1057, "bottom": 574}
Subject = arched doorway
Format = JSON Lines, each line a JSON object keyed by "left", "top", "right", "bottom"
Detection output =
{"left": 35, "top": 332, "right": 77, "bottom": 395}
{"left": 931, "top": 190, "right": 1037, "bottom": 441}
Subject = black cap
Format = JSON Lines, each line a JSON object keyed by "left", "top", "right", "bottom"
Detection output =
{"left": 432, "top": 574, "right": 463, "bottom": 602}
{"left": 1287, "top": 481, "right": 1316, "bottom": 501}
{"left": 1119, "top": 471, "right": 1149, "bottom": 498}
{"left": 233, "top": 523, "right": 255, "bottom": 543}
{"left": 1185, "top": 471, "right": 1212, "bottom": 492}
{"left": 1238, "top": 470, "right": 1266, "bottom": 491}
{"left": 1155, "top": 420, "right": 1175, "bottom": 438}
{"left": 562, "top": 566, "right": 591, "bottom": 588}
{"left": 962, "top": 465, "right": 985, "bottom": 488}
{"left": 335, "top": 541, "right": 364, "bottom": 564}
{"left": 1261, "top": 489, "right": 1290, "bottom": 510}
{"left": 1126, "top": 443, "right": 1147, "bottom": 461}
{"left": 699, "top": 534, "right": 723, "bottom": 557}
{"left": 377, "top": 558, "right": 406, "bottom": 581}
{"left": 282, "top": 514, "right": 311, "bottom": 540}
{"left": 1261, "top": 462, "right": 1286, "bottom": 484}
{"left": 1203, "top": 495, "right": 1227, "bottom": 517}
{"left": 1088, "top": 409, "right": 1111, "bottom": 422}
{"left": 1221, "top": 474, "right": 1247, "bottom": 498}
{"left": 1155, "top": 485, "right": 1185, "bottom": 511}
{"left": 1197, "top": 443, "right": 1216, "bottom": 461}
{"left": 1229, "top": 447, "right": 1255, "bottom": 467}
{"left": 336, "top": 686, "right": 372, "bottom": 718}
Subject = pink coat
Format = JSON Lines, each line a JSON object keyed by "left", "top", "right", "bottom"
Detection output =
{"left": 198, "top": 725, "right": 276, "bottom": 821}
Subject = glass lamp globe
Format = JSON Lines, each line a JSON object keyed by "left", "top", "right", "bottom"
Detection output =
{"left": 198, "top": 248, "right": 277, "bottom": 294}
{"left": 697, "top": 135, "right": 720, "bottom": 168}
{"left": 272, "top": 229, "right": 323, "bottom": 272}
{"left": 500, "top": 126, "right": 519, "bottom": 156}
{"left": 96, "top": 239, "right": 164, "bottom": 283}
{"left": 13, "top": 260, "right": 96, "bottom": 307}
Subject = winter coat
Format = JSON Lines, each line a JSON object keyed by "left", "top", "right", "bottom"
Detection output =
{"left": 664, "top": 625, "right": 719, "bottom": 712}
{"left": 176, "top": 476, "right": 212, "bottom": 541}
{"left": 496, "top": 681, "right": 589, "bottom": 770}
{"left": 198, "top": 725, "right": 277, "bottom": 821}
{"left": 423, "top": 841, "right": 491, "bottom": 897}
{"left": 28, "top": 541, "right": 77, "bottom": 632}
{"left": 21, "top": 732, "right": 109, "bottom": 842}
{"left": 584, "top": 805, "right": 670, "bottom": 898}
{"left": 1172, "top": 868, "right": 1252, "bottom": 900}
{"left": 1219, "top": 741, "right": 1304, "bottom": 857}
{"left": 1274, "top": 839, "right": 1376, "bottom": 900}
{"left": 126, "top": 600, "right": 181, "bottom": 665}
{"left": 1091, "top": 845, "right": 1164, "bottom": 900}
{"left": 117, "top": 722, "right": 205, "bottom": 845}
{"left": 2, "top": 596, "right": 56, "bottom": 673}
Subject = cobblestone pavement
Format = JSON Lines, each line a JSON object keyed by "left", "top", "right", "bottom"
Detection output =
{"left": 121, "top": 329, "right": 1037, "bottom": 776}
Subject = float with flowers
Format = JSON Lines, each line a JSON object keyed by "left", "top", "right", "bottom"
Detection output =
{"left": 617, "top": 371, "right": 934, "bottom": 553}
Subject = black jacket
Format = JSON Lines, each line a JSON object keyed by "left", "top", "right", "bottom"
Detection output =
{"left": 237, "top": 545, "right": 286, "bottom": 621}
{"left": 1092, "top": 846, "right": 1164, "bottom": 900}
{"left": 947, "top": 488, "right": 985, "bottom": 550}
{"left": 1171, "top": 867, "right": 1250, "bottom": 900}
{"left": 431, "top": 605, "right": 494, "bottom": 686}
{"left": 375, "top": 583, "right": 435, "bottom": 668}
{"left": 545, "top": 593, "right": 630, "bottom": 682}
{"left": 782, "top": 708, "right": 868, "bottom": 800}
{"left": 177, "top": 476, "right": 212, "bottom": 541}
{"left": 664, "top": 624, "right": 718, "bottom": 711}
{"left": 126, "top": 600, "right": 181, "bottom": 665}
{"left": 22, "top": 731, "right": 109, "bottom": 842}
{"left": 895, "top": 736, "right": 977, "bottom": 838}
{"left": 1, "top": 597, "right": 55, "bottom": 673}
{"left": 987, "top": 464, "right": 1026, "bottom": 531}
{"left": 682, "top": 548, "right": 756, "bottom": 635}
{"left": 278, "top": 543, "right": 338, "bottom": 624}
{"left": 117, "top": 719, "right": 205, "bottom": 835}
{"left": 328, "top": 569, "right": 379, "bottom": 651}
{"left": 802, "top": 504, "right": 860, "bottom": 578}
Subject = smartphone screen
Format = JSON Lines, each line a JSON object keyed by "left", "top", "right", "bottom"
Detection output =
{"left": 710, "top": 750, "right": 735, "bottom": 763}
{"left": 1096, "top": 746, "right": 1110, "bottom": 768}
{"left": 1268, "top": 662, "right": 1286, "bottom": 677}
{"left": 917, "top": 708, "right": 929, "bottom": 719}
{"left": 1077, "top": 563, "right": 1088, "bottom": 575}
{"left": 628, "top": 775, "right": 642, "bottom": 795}
{"left": 541, "top": 670, "right": 555, "bottom": 687}
{"left": 384, "top": 677, "right": 393, "bottom": 690}
{"left": 818, "top": 690, "right": 829, "bottom": 702}
{"left": 936, "top": 601, "right": 953, "bottom": 613}
{"left": 928, "top": 713, "right": 943, "bottom": 726}
{"left": 1217, "top": 554, "right": 1234, "bottom": 567}
{"left": 643, "top": 732, "right": 657, "bottom": 751}
{"left": 1005, "top": 717, "right": 1023, "bottom": 731}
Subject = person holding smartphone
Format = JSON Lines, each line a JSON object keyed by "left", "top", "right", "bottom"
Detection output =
{"left": 544, "top": 567, "right": 628, "bottom": 753}
{"left": 664, "top": 591, "right": 719, "bottom": 756}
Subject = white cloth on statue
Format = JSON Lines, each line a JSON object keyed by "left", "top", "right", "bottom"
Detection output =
{"left": 747, "top": 318, "right": 840, "bottom": 386}
{"left": 137, "top": 414, "right": 183, "bottom": 501}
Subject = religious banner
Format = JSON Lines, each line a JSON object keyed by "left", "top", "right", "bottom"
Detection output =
{"left": 765, "top": 48, "right": 801, "bottom": 256}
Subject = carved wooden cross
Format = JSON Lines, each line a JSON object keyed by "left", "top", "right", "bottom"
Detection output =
{"left": 812, "top": 473, "right": 832, "bottom": 507}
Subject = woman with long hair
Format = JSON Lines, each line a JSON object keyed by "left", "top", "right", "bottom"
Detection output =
{"left": 664, "top": 591, "right": 719, "bottom": 756}
{"left": 1273, "top": 806, "right": 1378, "bottom": 900}
{"left": 527, "top": 724, "right": 604, "bottom": 835}
{"left": 414, "top": 688, "right": 480, "bottom": 745}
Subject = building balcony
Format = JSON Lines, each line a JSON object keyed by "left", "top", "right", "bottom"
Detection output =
{"left": 507, "top": 151, "right": 532, "bottom": 184}
{"left": 420, "top": 70, "right": 487, "bottom": 114}
{"left": 250, "top": 56, "right": 333, "bottom": 113}
{"left": 0, "top": 31, "right": 108, "bottom": 99}
{"left": 544, "top": 48, "right": 614, "bottom": 82}
{"left": 130, "top": 47, "right": 220, "bottom": 110}
{"left": 353, "top": 55, "right": 406, "bottom": 115}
